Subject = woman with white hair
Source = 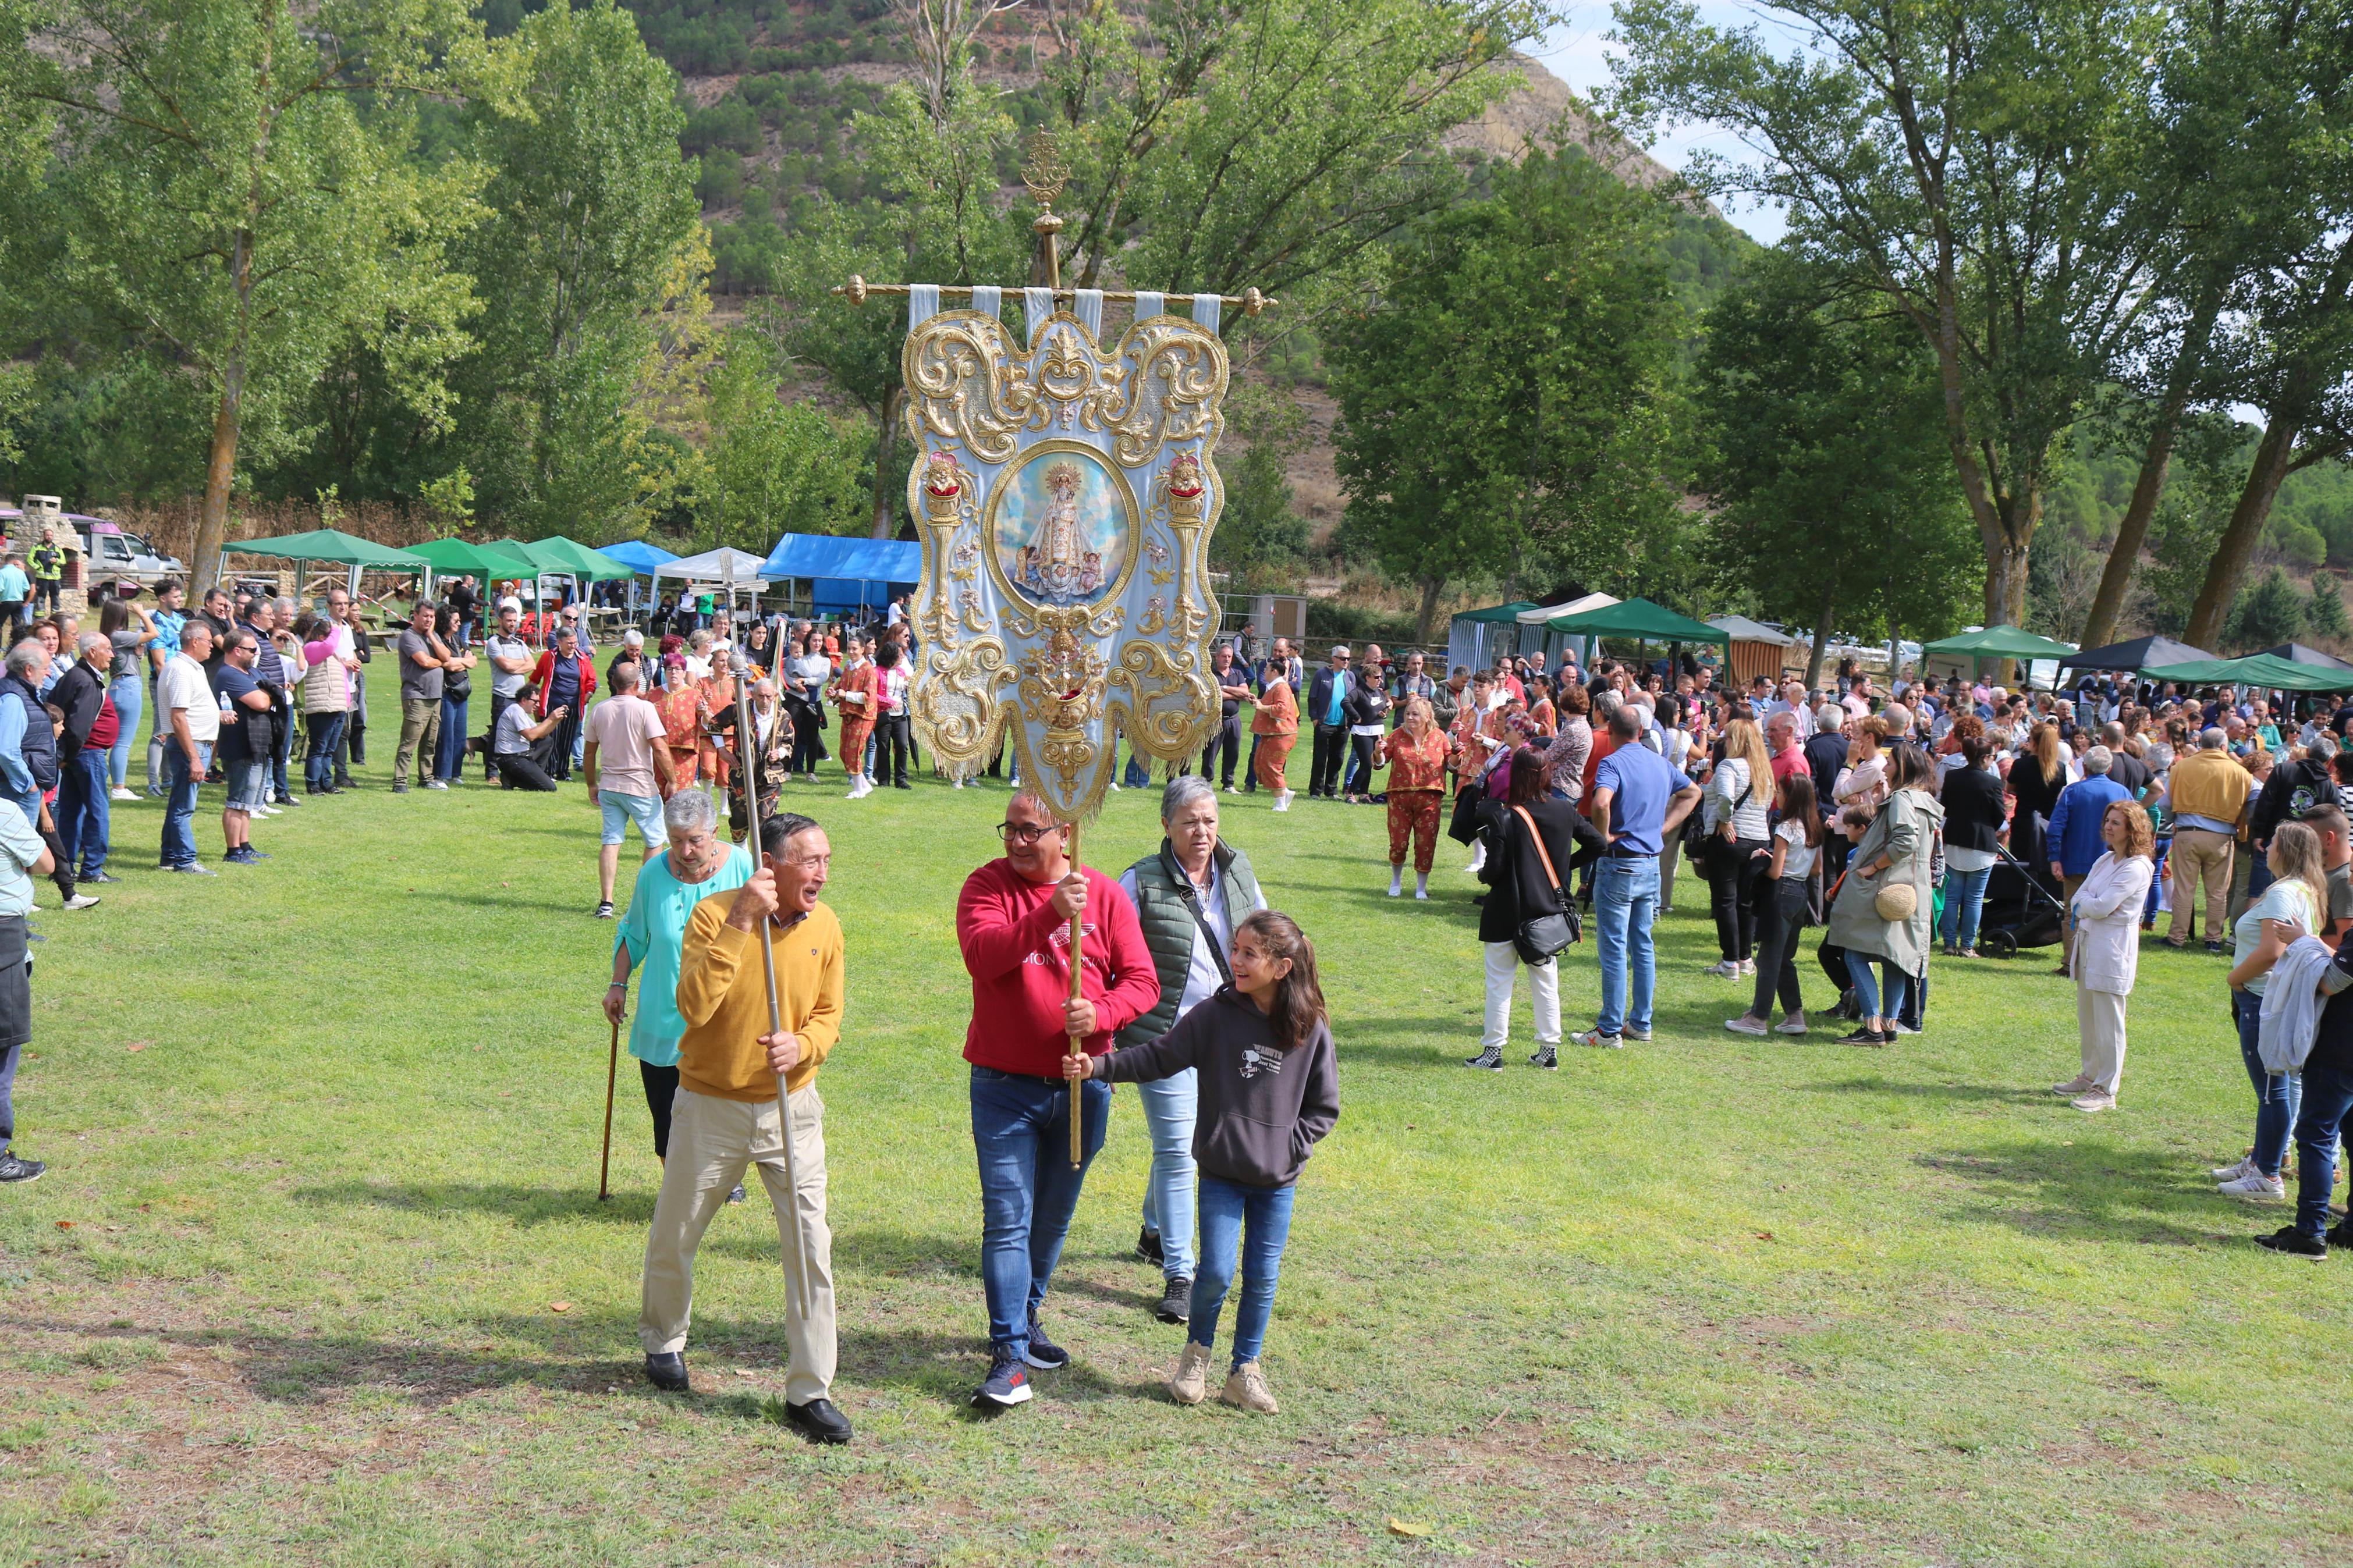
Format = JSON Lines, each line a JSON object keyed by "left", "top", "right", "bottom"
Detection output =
{"left": 605, "top": 789, "right": 756, "bottom": 1169}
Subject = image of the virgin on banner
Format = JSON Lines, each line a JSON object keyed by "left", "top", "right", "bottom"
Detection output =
{"left": 902, "top": 284, "right": 1230, "bottom": 821}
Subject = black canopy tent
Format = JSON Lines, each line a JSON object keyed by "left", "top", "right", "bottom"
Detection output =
{"left": 2258, "top": 642, "right": 2353, "bottom": 671}
{"left": 2056, "top": 634, "right": 2213, "bottom": 673}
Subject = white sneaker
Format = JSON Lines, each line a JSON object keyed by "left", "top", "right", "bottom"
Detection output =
{"left": 1569, "top": 1028, "right": 1624, "bottom": 1050}
{"left": 1386, "top": 883, "right": 1401, "bottom": 898}
{"left": 2071, "top": 1091, "right": 2116, "bottom": 1113}
{"left": 1774, "top": 1011, "right": 1808, "bottom": 1035}
{"left": 62, "top": 893, "right": 100, "bottom": 911}
{"left": 2212, "top": 1155, "right": 2257, "bottom": 1181}
{"left": 2053, "top": 1075, "right": 2098, "bottom": 1096}
{"left": 1724, "top": 1015, "right": 1769, "bottom": 1036}
{"left": 1704, "top": 959, "right": 1740, "bottom": 979}
{"left": 1738, "top": 959, "right": 1756, "bottom": 976}
{"left": 1272, "top": 791, "right": 1291, "bottom": 812}
{"left": 1108, "top": 782, "right": 1122, "bottom": 792}
{"left": 253, "top": 803, "right": 280, "bottom": 816}
{"left": 2218, "top": 1171, "right": 2286, "bottom": 1200}
{"left": 1887, "top": 1020, "right": 1917, "bottom": 1036}
{"left": 1413, "top": 888, "right": 1429, "bottom": 900}
{"left": 108, "top": 786, "right": 137, "bottom": 802}
{"left": 1223, "top": 785, "right": 1240, "bottom": 795}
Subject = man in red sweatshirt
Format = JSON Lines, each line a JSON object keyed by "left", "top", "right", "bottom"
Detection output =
{"left": 957, "top": 787, "right": 1159, "bottom": 1410}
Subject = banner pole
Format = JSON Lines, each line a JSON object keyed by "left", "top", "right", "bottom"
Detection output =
{"left": 1066, "top": 819, "right": 1085, "bottom": 1171}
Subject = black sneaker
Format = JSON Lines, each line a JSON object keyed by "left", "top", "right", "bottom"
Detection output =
{"left": 1839, "top": 1027, "right": 1887, "bottom": 1048}
{"left": 0, "top": 1151, "right": 44, "bottom": 1183}
{"left": 1528, "top": 1046, "right": 1558, "bottom": 1070}
{"left": 278, "top": 791, "right": 301, "bottom": 807}
{"left": 1135, "top": 1226, "right": 1164, "bottom": 1266}
{"left": 2258, "top": 1225, "right": 2327, "bottom": 1258}
{"left": 593, "top": 901, "right": 615, "bottom": 919}
{"left": 76, "top": 870, "right": 119, "bottom": 885}
{"left": 783, "top": 1397, "right": 853, "bottom": 1445}
{"left": 644, "top": 1351, "right": 688, "bottom": 1391}
{"left": 972, "top": 1345, "right": 1032, "bottom": 1408}
{"left": 2205, "top": 940, "right": 2225, "bottom": 954}
{"left": 1022, "top": 1311, "right": 1069, "bottom": 1370}
{"left": 726, "top": 1183, "right": 746, "bottom": 1204}
{"left": 1464, "top": 1047, "right": 1504, "bottom": 1071}
{"left": 1154, "top": 1277, "right": 1191, "bottom": 1325}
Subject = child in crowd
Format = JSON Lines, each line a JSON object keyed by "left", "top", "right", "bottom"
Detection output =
{"left": 1065, "top": 911, "right": 1339, "bottom": 1413}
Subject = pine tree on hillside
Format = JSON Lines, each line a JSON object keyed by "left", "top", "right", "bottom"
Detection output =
{"left": 2309, "top": 571, "right": 2350, "bottom": 641}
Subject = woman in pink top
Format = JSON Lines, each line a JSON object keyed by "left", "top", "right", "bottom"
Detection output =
{"left": 295, "top": 613, "right": 350, "bottom": 796}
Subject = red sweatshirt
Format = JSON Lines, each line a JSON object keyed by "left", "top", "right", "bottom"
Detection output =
{"left": 957, "top": 858, "right": 1160, "bottom": 1074}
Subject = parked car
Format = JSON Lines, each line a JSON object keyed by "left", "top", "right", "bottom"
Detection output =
{"left": 72, "top": 518, "right": 184, "bottom": 591}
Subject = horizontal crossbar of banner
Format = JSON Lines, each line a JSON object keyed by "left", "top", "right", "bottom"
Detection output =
{"left": 833, "top": 277, "right": 1275, "bottom": 314}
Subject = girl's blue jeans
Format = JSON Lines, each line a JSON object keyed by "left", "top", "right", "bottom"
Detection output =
{"left": 1189, "top": 1175, "right": 1296, "bottom": 1370}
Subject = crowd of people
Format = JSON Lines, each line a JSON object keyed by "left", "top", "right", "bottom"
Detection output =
{"left": 2, "top": 566, "right": 2347, "bottom": 1289}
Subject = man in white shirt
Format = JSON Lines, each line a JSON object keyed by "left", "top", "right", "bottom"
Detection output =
{"left": 156, "top": 621, "right": 221, "bottom": 874}
{"left": 483, "top": 598, "right": 535, "bottom": 784}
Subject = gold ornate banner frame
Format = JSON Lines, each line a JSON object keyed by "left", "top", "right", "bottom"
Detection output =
{"left": 905, "top": 300, "right": 1230, "bottom": 822}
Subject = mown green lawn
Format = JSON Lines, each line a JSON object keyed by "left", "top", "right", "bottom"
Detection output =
{"left": 1, "top": 746, "right": 2347, "bottom": 1566}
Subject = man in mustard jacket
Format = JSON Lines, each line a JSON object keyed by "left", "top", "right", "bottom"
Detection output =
{"left": 638, "top": 809, "right": 850, "bottom": 1445}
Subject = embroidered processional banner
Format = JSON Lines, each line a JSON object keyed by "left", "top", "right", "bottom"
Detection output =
{"left": 904, "top": 286, "right": 1230, "bottom": 820}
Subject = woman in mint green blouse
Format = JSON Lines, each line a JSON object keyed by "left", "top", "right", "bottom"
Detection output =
{"left": 604, "top": 790, "right": 753, "bottom": 1162}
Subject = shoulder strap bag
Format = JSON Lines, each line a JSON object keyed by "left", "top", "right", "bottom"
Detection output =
{"left": 1510, "top": 805, "right": 1581, "bottom": 963}
{"left": 1162, "top": 850, "right": 1236, "bottom": 987}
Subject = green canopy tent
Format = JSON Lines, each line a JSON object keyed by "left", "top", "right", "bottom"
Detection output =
{"left": 514, "top": 535, "right": 634, "bottom": 582}
{"left": 1543, "top": 596, "right": 1731, "bottom": 646}
{"left": 215, "top": 528, "right": 431, "bottom": 606}
{"left": 1918, "top": 624, "right": 2075, "bottom": 689}
{"left": 403, "top": 536, "right": 537, "bottom": 579}
{"left": 2143, "top": 653, "right": 2353, "bottom": 694}
{"left": 1454, "top": 601, "right": 1541, "bottom": 624}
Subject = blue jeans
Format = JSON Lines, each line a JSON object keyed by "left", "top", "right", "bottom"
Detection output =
{"left": 2292, "top": 1056, "right": 2353, "bottom": 1238}
{"left": 1134, "top": 1069, "right": 1198, "bottom": 1282}
{"left": 970, "top": 1065, "right": 1110, "bottom": 1355}
{"left": 434, "top": 696, "right": 467, "bottom": 780}
{"left": 303, "top": 712, "right": 346, "bottom": 793}
{"left": 107, "top": 673, "right": 142, "bottom": 791}
{"left": 161, "top": 741, "right": 208, "bottom": 867}
{"left": 55, "top": 748, "right": 109, "bottom": 876}
{"left": 1593, "top": 854, "right": 1659, "bottom": 1036}
{"left": 271, "top": 701, "right": 294, "bottom": 797}
{"left": 1939, "top": 865, "right": 1992, "bottom": 949}
{"left": 1844, "top": 950, "right": 1909, "bottom": 1022}
{"left": 1190, "top": 1175, "right": 1296, "bottom": 1369}
{"left": 1123, "top": 745, "right": 1151, "bottom": 788}
{"left": 2234, "top": 989, "right": 2301, "bottom": 1178}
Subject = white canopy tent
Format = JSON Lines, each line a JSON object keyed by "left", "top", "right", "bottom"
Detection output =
{"left": 1517, "top": 592, "right": 1621, "bottom": 671}
{"left": 654, "top": 547, "right": 775, "bottom": 635}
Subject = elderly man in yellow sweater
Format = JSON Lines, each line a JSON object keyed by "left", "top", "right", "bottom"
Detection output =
{"left": 638, "top": 809, "right": 850, "bottom": 1445}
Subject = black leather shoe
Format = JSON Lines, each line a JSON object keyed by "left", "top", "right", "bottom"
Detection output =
{"left": 644, "top": 1351, "right": 688, "bottom": 1392}
{"left": 1154, "top": 1277, "right": 1191, "bottom": 1325}
{"left": 784, "top": 1397, "right": 853, "bottom": 1445}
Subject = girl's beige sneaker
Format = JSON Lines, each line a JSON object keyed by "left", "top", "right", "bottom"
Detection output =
{"left": 1220, "top": 1360, "right": 1279, "bottom": 1414}
{"left": 1169, "top": 1342, "right": 1213, "bottom": 1406}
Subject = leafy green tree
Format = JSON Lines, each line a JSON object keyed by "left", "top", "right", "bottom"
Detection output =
{"left": 1610, "top": 0, "right": 2169, "bottom": 633}
{"left": 693, "top": 332, "right": 868, "bottom": 553}
{"left": 1692, "top": 250, "right": 1978, "bottom": 684}
{"left": 1329, "top": 150, "right": 1685, "bottom": 643}
{"left": 450, "top": 0, "right": 707, "bottom": 539}
{"left": 0, "top": 0, "right": 491, "bottom": 589}
{"left": 1208, "top": 378, "right": 1312, "bottom": 588}
{"left": 2309, "top": 570, "right": 2350, "bottom": 642}
{"left": 2223, "top": 566, "right": 2306, "bottom": 653}
{"left": 1039, "top": 0, "right": 1541, "bottom": 299}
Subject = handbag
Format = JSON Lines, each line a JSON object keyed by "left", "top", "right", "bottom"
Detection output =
{"left": 1510, "top": 805, "right": 1580, "bottom": 963}
{"left": 443, "top": 671, "right": 472, "bottom": 703}
{"left": 1872, "top": 878, "right": 1918, "bottom": 920}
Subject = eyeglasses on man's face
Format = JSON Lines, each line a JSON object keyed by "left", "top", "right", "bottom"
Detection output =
{"left": 997, "top": 821, "right": 1065, "bottom": 845}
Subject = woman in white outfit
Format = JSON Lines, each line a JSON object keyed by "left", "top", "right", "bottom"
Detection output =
{"left": 2056, "top": 801, "right": 2156, "bottom": 1112}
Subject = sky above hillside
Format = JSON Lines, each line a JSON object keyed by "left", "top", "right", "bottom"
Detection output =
{"left": 1536, "top": 2, "right": 1791, "bottom": 244}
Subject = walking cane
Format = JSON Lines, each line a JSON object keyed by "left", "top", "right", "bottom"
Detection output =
{"left": 732, "top": 649, "right": 812, "bottom": 1325}
{"left": 598, "top": 1014, "right": 619, "bottom": 1201}
{"left": 1066, "top": 819, "right": 1085, "bottom": 1171}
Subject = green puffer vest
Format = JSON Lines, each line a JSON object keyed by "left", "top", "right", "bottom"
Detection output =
{"left": 1116, "top": 838, "right": 1265, "bottom": 1048}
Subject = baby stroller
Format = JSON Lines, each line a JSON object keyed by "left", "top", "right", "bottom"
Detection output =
{"left": 1973, "top": 842, "right": 2069, "bottom": 957}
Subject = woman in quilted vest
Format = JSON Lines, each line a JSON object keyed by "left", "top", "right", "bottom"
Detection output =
{"left": 294, "top": 613, "right": 350, "bottom": 797}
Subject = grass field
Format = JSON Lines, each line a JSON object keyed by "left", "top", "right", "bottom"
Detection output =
{"left": 2, "top": 745, "right": 2350, "bottom": 1566}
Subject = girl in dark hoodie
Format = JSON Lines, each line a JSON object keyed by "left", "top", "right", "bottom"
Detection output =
{"left": 1066, "top": 910, "right": 1338, "bottom": 1413}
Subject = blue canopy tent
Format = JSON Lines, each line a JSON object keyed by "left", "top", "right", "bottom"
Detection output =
{"left": 761, "top": 534, "right": 921, "bottom": 617}
{"left": 595, "top": 540, "right": 679, "bottom": 575}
